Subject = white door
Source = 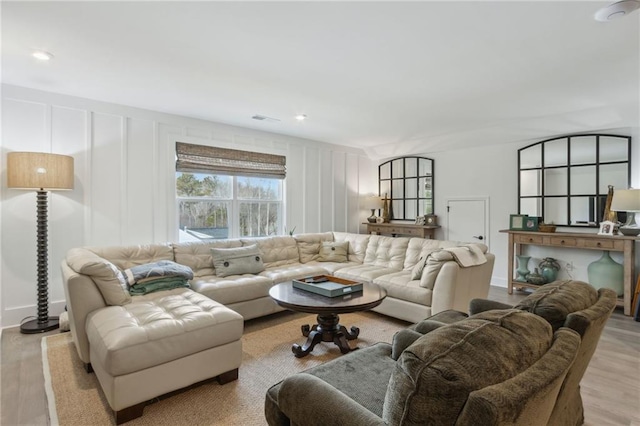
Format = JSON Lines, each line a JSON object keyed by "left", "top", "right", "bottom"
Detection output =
{"left": 446, "top": 198, "right": 489, "bottom": 248}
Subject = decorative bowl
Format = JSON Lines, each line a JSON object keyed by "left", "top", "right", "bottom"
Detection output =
{"left": 538, "top": 224, "right": 556, "bottom": 233}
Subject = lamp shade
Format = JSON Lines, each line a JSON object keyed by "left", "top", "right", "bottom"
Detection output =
{"left": 363, "top": 195, "right": 383, "bottom": 210}
{"left": 610, "top": 189, "right": 640, "bottom": 212}
{"left": 7, "top": 152, "right": 74, "bottom": 190}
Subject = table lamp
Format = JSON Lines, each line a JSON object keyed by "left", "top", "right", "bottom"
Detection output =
{"left": 7, "top": 152, "right": 74, "bottom": 333}
{"left": 363, "top": 195, "right": 383, "bottom": 223}
{"left": 610, "top": 188, "right": 640, "bottom": 236}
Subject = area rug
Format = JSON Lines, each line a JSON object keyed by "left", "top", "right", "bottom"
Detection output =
{"left": 43, "top": 311, "right": 409, "bottom": 425}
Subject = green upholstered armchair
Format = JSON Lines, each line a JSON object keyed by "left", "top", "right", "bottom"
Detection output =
{"left": 412, "top": 280, "right": 618, "bottom": 426}
{"left": 265, "top": 310, "right": 581, "bottom": 426}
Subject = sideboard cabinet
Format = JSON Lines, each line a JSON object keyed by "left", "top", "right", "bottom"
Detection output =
{"left": 500, "top": 229, "right": 638, "bottom": 315}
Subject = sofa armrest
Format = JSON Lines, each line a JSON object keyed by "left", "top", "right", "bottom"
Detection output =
{"left": 278, "top": 373, "right": 385, "bottom": 426}
{"left": 469, "top": 298, "right": 513, "bottom": 315}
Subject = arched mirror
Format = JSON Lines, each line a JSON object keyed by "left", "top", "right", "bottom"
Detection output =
{"left": 518, "top": 134, "right": 631, "bottom": 227}
{"left": 379, "top": 156, "right": 434, "bottom": 220}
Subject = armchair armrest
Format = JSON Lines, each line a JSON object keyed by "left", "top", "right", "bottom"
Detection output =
{"left": 469, "top": 299, "right": 513, "bottom": 315}
{"left": 278, "top": 373, "right": 385, "bottom": 426}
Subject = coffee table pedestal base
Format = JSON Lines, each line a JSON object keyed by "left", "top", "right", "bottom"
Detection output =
{"left": 292, "top": 313, "right": 359, "bottom": 358}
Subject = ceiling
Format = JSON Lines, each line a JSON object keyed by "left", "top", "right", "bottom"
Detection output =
{"left": 2, "top": 1, "right": 639, "bottom": 160}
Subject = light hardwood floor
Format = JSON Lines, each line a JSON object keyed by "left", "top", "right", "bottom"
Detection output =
{"left": 1, "top": 286, "right": 639, "bottom": 425}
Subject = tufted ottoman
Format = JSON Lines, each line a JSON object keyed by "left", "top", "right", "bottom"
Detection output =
{"left": 85, "top": 288, "right": 244, "bottom": 424}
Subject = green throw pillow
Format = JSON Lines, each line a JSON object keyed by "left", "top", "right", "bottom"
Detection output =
{"left": 211, "top": 244, "right": 265, "bottom": 277}
{"left": 317, "top": 241, "right": 349, "bottom": 262}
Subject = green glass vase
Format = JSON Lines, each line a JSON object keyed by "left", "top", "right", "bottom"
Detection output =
{"left": 515, "top": 255, "right": 531, "bottom": 282}
{"left": 587, "top": 251, "right": 623, "bottom": 296}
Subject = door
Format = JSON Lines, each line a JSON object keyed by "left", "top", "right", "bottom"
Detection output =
{"left": 446, "top": 198, "right": 489, "bottom": 248}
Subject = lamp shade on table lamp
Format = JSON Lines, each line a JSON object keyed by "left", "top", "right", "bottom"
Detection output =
{"left": 364, "top": 195, "right": 383, "bottom": 223}
{"left": 610, "top": 189, "right": 640, "bottom": 236}
{"left": 7, "top": 152, "right": 74, "bottom": 333}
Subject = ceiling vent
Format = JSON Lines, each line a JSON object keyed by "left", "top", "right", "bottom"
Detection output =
{"left": 252, "top": 114, "right": 280, "bottom": 123}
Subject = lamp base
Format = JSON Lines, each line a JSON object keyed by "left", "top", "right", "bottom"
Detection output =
{"left": 619, "top": 227, "right": 640, "bottom": 236}
{"left": 20, "top": 316, "right": 59, "bottom": 334}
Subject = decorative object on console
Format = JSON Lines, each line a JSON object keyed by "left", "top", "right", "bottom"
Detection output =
{"left": 509, "top": 214, "right": 527, "bottom": 230}
{"left": 587, "top": 251, "right": 624, "bottom": 296}
{"left": 539, "top": 257, "right": 561, "bottom": 283}
{"left": 424, "top": 214, "right": 438, "bottom": 225}
{"left": 538, "top": 222, "right": 557, "bottom": 233}
{"left": 363, "top": 194, "right": 383, "bottom": 223}
{"left": 602, "top": 185, "right": 618, "bottom": 223}
{"left": 526, "top": 268, "right": 546, "bottom": 285}
{"left": 610, "top": 188, "right": 640, "bottom": 236}
{"left": 598, "top": 220, "right": 616, "bottom": 236}
{"left": 525, "top": 216, "right": 539, "bottom": 231}
{"left": 7, "top": 151, "right": 74, "bottom": 333}
{"left": 382, "top": 193, "right": 391, "bottom": 222}
{"left": 414, "top": 216, "right": 425, "bottom": 225}
{"left": 515, "top": 255, "right": 531, "bottom": 282}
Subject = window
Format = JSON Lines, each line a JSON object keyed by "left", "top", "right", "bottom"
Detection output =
{"left": 379, "top": 156, "right": 434, "bottom": 220}
{"left": 175, "top": 143, "right": 286, "bottom": 241}
{"left": 518, "top": 134, "right": 630, "bottom": 227}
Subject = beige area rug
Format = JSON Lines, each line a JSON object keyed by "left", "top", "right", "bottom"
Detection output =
{"left": 43, "top": 311, "right": 410, "bottom": 425}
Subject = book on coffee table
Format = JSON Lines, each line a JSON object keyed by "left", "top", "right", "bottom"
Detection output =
{"left": 292, "top": 275, "right": 363, "bottom": 298}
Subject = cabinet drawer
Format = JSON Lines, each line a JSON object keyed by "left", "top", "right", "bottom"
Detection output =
{"left": 549, "top": 237, "right": 577, "bottom": 247}
{"left": 583, "top": 239, "right": 623, "bottom": 250}
{"left": 516, "top": 235, "right": 544, "bottom": 244}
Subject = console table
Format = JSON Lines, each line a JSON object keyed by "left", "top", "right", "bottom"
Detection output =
{"left": 364, "top": 222, "right": 440, "bottom": 239}
{"left": 500, "top": 229, "right": 638, "bottom": 316}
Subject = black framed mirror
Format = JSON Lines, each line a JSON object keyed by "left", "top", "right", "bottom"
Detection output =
{"left": 379, "top": 156, "right": 434, "bottom": 220}
{"left": 518, "top": 134, "right": 631, "bottom": 227}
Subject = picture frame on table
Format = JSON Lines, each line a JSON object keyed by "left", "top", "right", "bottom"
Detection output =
{"left": 509, "top": 214, "right": 527, "bottom": 230}
{"left": 524, "top": 216, "right": 539, "bottom": 231}
{"left": 414, "top": 216, "right": 426, "bottom": 225}
{"left": 598, "top": 220, "right": 615, "bottom": 236}
{"left": 424, "top": 214, "right": 438, "bottom": 226}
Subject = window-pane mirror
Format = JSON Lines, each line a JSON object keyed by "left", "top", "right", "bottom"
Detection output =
{"left": 518, "top": 134, "right": 631, "bottom": 227}
{"left": 379, "top": 156, "right": 434, "bottom": 220}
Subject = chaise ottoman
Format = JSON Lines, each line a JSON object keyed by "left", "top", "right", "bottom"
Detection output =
{"left": 85, "top": 288, "right": 244, "bottom": 424}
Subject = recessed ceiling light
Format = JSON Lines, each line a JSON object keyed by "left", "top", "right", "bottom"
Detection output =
{"left": 32, "top": 50, "right": 54, "bottom": 61}
{"left": 594, "top": 0, "right": 640, "bottom": 21}
{"left": 295, "top": 114, "right": 307, "bottom": 121}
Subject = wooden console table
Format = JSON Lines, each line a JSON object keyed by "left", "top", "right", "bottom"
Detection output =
{"left": 365, "top": 222, "right": 440, "bottom": 239}
{"left": 500, "top": 229, "right": 638, "bottom": 316}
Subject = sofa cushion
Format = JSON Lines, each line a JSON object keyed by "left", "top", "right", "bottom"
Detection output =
{"left": 211, "top": 244, "right": 265, "bottom": 278}
{"left": 333, "top": 232, "right": 370, "bottom": 263}
{"left": 373, "top": 271, "right": 432, "bottom": 306}
{"left": 335, "top": 264, "right": 402, "bottom": 283}
{"left": 87, "top": 243, "right": 174, "bottom": 271}
{"left": 363, "top": 235, "right": 409, "bottom": 269}
{"left": 191, "top": 274, "right": 273, "bottom": 305}
{"left": 242, "top": 236, "right": 299, "bottom": 268}
{"left": 173, "top": 239, "right": 242, "bottom": 278}
{"left": 259, "top": 263, "right": 328, "bottom": 284}
{"left": 317, "top": 241, "right": 349, "bottom": 262}
{"left": 294, "top": 232, "right": 334, "bottom": 263}
{"left": 86, "top": 288, "right": 243, "bottom": 376}
{"left": 514, "top": 280, "right": 599, "bottom": 330}
{"left": 382, "top": 310, "right": 553, "bottom": 425}
{"left": 66, "top": 248, "right": 131, "bottom": 306}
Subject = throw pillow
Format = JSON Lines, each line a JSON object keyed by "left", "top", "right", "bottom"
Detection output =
{"left": 211, "top": 244, "right": 265, "bottom": 277}
{"left": 317, "top": 241, "right": 349, "bottom": 262}
{"left": 66, "top": 248, "right": 131, "bottom": 306}
{"left": 411, "top": 256, "right": 427, "bottom": 280}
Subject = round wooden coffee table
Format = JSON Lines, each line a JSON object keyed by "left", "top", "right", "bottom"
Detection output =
{"left": 269, "top": 281, "right": 387, "bottom": 357}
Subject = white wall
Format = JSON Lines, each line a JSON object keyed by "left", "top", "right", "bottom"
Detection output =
{"left": 0, "top": 84, "right": 376, "bottom": 327}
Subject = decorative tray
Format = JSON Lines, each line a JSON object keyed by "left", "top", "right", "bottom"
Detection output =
{"left": 292, "top": 275, "right": 363, "bottom": 298}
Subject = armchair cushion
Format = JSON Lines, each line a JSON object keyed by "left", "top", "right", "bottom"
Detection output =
{"left": 514, "top": 280, "right": 598, "bottom": 330}
{"left": 391, "top": 329, "right": 424, "bottom": 360}
{"left": 469, "top": 298, "right": 512, "bottom": 315}
{"left": 382, "top": 310, "right": 553, "bottom": 425}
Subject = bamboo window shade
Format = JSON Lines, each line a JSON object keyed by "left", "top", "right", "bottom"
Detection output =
{"left": 176, "top": 142, "right": 286, "bottom": 179}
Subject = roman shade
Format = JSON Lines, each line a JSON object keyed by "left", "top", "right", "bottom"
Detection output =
{"left": 176, "top": 142, "right": 286, "bottom": 179}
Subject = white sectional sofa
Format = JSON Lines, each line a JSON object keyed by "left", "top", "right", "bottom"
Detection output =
{"left": 60, "top": 231, "right": 494, "bottom": 423}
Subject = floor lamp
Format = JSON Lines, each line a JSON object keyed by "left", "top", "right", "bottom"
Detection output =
{"left": 7, "top": 152, "right": 74, "bottom": 334}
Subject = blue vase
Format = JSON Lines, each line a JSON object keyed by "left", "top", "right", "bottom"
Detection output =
{"left": 515, "top": 255, "right": 531, "bottom": 282}
{"left": 587, "top": 251, "right": 623, "bottom": 296}
{"left": 539, "top": 257, "right": 561, "bottom": 283}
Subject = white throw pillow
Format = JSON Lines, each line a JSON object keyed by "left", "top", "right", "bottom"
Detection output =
{"left": 211, "top": 244, "right": 265, "bottom": 277}
{"left": 317, "top": 241, "right": 349, "bottom": 263}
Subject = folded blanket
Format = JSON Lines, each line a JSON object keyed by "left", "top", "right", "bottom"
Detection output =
{"left": 128, "top": 277, "right": 190, "bottom": 295}
{"left": 443, "top": 244, "right": 487, "bottom": 267}
{"left": 123, "top": 260, "right": 193, "bottom": 286}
